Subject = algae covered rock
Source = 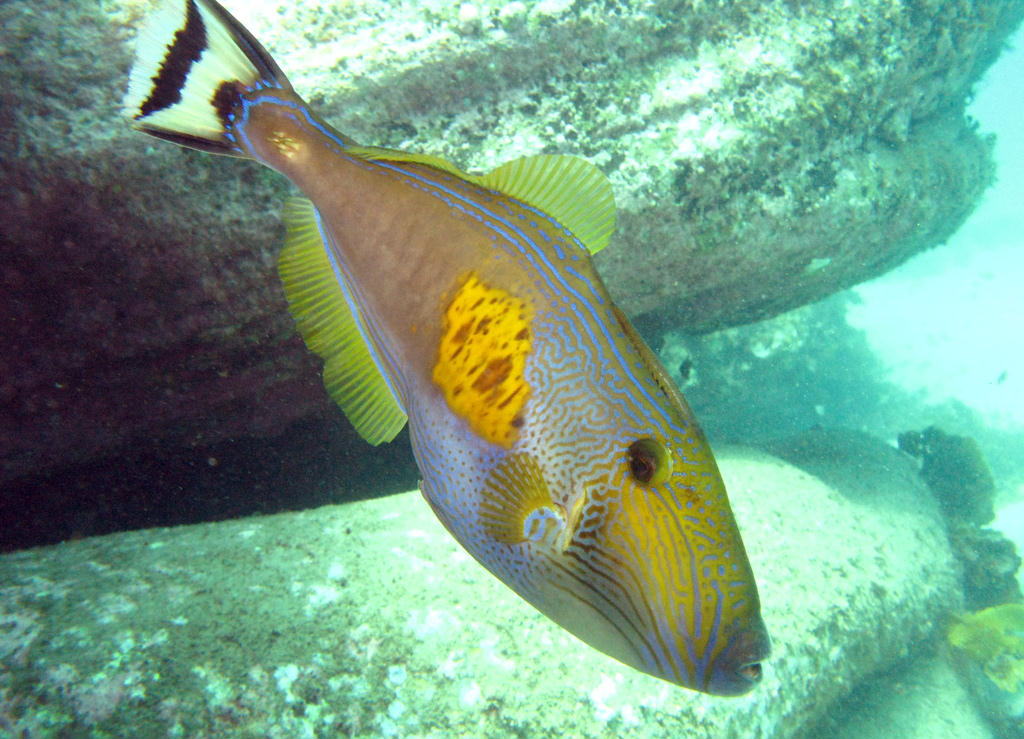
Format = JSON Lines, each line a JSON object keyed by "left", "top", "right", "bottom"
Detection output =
{"left": 897, "top": 425, "right": 1019, "bottom": 611}
{"left": 950, "top": 524, "right": 1024, "bottom": 610}
{"left": 1, "top": 0, "right": 1021, "bottom": 485}
{"left": 899, "top": 425, "right": 997, "bottom": 525}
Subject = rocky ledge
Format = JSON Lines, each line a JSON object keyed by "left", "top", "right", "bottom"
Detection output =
{"left": 0, "top": 445, "right": 960, "bottom": 738}
{"left": 1, "top": 0, "right": 1020, "bottom": 481}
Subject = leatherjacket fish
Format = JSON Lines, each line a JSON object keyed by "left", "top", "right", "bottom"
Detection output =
{"left": 124, "top": 0, "right": 770, "bottom": 694}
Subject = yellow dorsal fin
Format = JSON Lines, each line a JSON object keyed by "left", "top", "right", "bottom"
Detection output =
{"left": 277, "top": 196, "right": 407, "bottom": 444}
{"left": 349, "top": 147, "right": 616, "bottom": 254}
{"left": 478, "top": 453, "right": 565, "bottom": 545}
{"left": 479, "top": 154, "right": 616, "bottom": 254}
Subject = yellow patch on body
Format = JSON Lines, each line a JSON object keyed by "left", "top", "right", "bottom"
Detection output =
{"left": 433, "top": 273, "right": 531, "bottom": 448}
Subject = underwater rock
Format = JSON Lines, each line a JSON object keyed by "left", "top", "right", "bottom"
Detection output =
{"left": 0, "top": 449, "right": 957, "bottom": 738}
{"left": 897, "top": 425, "right": 1018, "bottom": 610}
{"left": 1, "top": 0, "right": 1021, "bottom": 484}
{"left": 949, "top": 524, "right": 1024, "bottom": 610}
{"left": 898, "top": 426, "right": 997, "bottom": 525}
{"left": 758, "top": 426, "right": 929, "bottom": 508}
{"left": 819, "top": 649, "right": 992, "bottom": 739}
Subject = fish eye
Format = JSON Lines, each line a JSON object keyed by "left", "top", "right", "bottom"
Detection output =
{"left": 626, "top": 438, "right": 671, "bottom": 486}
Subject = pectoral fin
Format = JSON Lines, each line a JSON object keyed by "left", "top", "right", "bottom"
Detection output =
{"left": 478, "top": 453, "right": 564, "bottom": 546}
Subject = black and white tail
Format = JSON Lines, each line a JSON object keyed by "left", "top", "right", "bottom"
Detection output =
{"left": 123, "top": 0, "right": 292, "bottom": 155}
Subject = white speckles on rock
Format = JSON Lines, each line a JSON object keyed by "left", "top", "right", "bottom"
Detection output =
{"left": 274, "top": 664, "right": 300, "bottom": 703}
{"left": 459, "top": 679, "right": 481, "bottom": 707}
{"left": 652, "top": 59, "right": 723, "bottom": 108}
{"left": 390, "top": 546, "right": 435, "bottom": 572}
{"left": 387, "top": 664, "right": 407, "bottom": 686}
{"left": 588, "top": 674, "right": 620, "bottom": 723}
{"left": 406, "top": 606, "right": 459, "bottom": 640}
{"left": 142, "top": 629, "right": 169, "bottom": 650}
{"left": 438, "top": 650, "right": 464, "bottom": 679}
{"left": 449, "top": 549, "right": 470, "bottom": 564}
{"left": 305, "top": 583, "right": 341, "bottom": 610}
{"left": 456, "top": 3, "right": 481, "bottom": 35}
{"left": 532, "top": 0, "right": 572, "bottom": 19}
{"left": 498, "top": 1, "right": 527, "bottom": 30}
{"left": 619, "top": 703, "right": 639, "bottom": 727}
{"left": 327, "top": 561, "right": 346, "bottom": 582}
{"left": 479, "top": 636, "right": 515, "bottom": 671}
{"left": 96, "top": 593, "right": 137, "bottom": 624}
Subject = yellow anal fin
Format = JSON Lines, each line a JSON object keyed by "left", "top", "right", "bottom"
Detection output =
{"left": 350, "top": 147, "right": 616, "bottom": 255}
{"left": 278, "top": 196, "right": 407, "bottom": 444}
{"left": 479, "top": 453, "right": 564, "bottom": 546}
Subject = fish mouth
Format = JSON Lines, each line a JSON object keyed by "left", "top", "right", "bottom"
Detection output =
{"left": 707, "top": 618, "right": 772, "bottom": 696}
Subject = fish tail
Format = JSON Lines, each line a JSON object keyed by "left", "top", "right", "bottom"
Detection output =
{"left": 123, "top": 0, "right": 291, "bottom": 156}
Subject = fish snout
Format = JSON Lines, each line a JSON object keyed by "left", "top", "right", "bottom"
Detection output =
{"left": 707, "top": 619, "right": 772, "bottom": 696}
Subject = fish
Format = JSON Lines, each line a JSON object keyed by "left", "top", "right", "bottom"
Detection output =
{"left": 123, "top": 0, "right": 770, "bottom": 694}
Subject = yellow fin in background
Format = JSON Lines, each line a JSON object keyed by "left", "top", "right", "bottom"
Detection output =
{"left": 351, "top": 148, "right": 616, "bottom": 255}
{"left": 278, "top": 197, "right": 407, "bottom": 444}
{"left": 479, "top": 453, "right": 564, "bottom": 545}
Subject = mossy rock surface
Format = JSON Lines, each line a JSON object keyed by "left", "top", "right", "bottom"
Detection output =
{"left": 0, "top": 448, "right": 960, "bottom": 738}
